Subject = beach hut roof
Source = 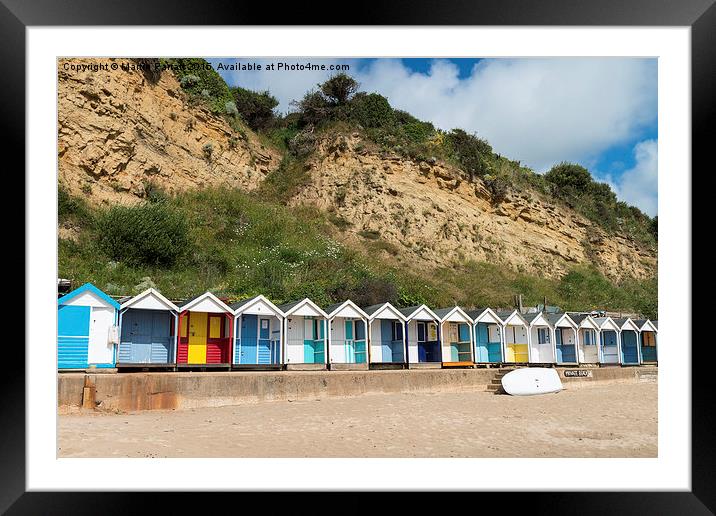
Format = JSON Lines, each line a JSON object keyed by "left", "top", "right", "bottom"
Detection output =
{"left": 433, "top": 306, "right": 473, "bottom": 324}
{"left": 230, "top": 295, "right": 283, "bottom": 318}
{"left": 179, "top": 291, "right": 233, "bottom": 314}
{"left": 496, "top": 310, "right": 529, "bottom": 327}
{"left": 613, "top": 317, "right": 641, "bottom": 332}
{"left": 398, "top": 304, "right": 439, "bottom": 321}
{"left": 57, "top": 282, "right": 120, "bottom": 309}
{"left": 324, "top": 300, "right": 369, "bottom": 320}
{"left": 467, "top": 307, "right": 502, "bottom": 325}
{"left": 568, "top": 313, "right": 600, "bottom": 329}
{"left": 120, "top": 288, "right": 179, "bottom": 312}
{"left": 593, "top": 316, "right": 621, "bottom": 332}
{"left": 633, "top": 319, "right": 658, "bottom": 332}
{"left": 545, "top": 312, "right": 578, "bottom": 329}
{"left": 523, "top": 312, "right": 548, "bottom": 326}
{"left": 362, "top": 302, "right": 407, "bottom": 322}
{"left": 277, "top": 298, "right": 328, "bottom": 318}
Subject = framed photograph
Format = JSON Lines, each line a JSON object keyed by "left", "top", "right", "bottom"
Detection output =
{"left": 7, "top": 0, "right": 709, "bottom": 512}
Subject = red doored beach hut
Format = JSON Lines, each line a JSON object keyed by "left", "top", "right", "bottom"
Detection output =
{"left": 176, "top": 292, "right": 233, "bottom": 368}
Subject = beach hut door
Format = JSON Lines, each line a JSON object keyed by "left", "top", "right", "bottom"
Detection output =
{"left": 58, "top": 305, "right": 91, "bottom": 369}
{"left": 258, "top": 318, "right": 271, "bottom": 364}
{"left": 187, "top": 312, "right": 208, "bottom": 364}
{"left": 345, "top": 319, "right": 355, "bottom": 363}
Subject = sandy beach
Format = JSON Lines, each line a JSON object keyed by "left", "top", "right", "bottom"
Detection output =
{"left": 58, "top": 381, "right": 656, "bottom": 458}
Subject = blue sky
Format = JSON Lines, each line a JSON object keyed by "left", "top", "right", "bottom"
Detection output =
{"left": 209, "top": 57, "right": 658, "bottom": 216}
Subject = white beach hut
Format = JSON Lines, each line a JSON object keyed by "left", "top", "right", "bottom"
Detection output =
{"left": 363, "top": 302, "right": 408, "bottom": 368}
{"left": 278, "top": 298, "right": 328, "bottom": 370}
{"left": 569, "top": 313, "right": 601, "bottom": 364}
{"left": 496, "top": 310, "right": 530, "bottom": 364}
{"left": 325, "top": 300, "right": 369, "bottom": 370}
{"left": 593, "top": 316, "right": 622, "bottom": 365}
{"left": 523, "top": 312, "right": 557, "bottom": 364}
{"left": 433, "top": 306, "right": 475, "bottom": 367}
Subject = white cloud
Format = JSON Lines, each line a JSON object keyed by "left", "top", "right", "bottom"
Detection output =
{"left": 215, "top": 57, "right": 657, "bottom": 210}
{"left": 354, "top": 58, "right": 657, "bottom": 173}
{"left": 608, "top": 140, "right": 658, "bottom": 216}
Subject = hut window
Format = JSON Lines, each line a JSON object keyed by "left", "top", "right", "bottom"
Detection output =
{"left": 391, "top": 321, "right": 403, "bottom": 341}
{"left": 417, "top": 322, "right": 426, "bottom": 343}
{"left": 583, "top": 330, "right": 594, "bottom": 345}
{"left": 209, "top": 316, "right": 222, "bottom": 338}
{"left": 537, "top": 327, "right": 550, "bottom": 344}
{"left": 643, "top": 332, "right": 656, "bottom": 346}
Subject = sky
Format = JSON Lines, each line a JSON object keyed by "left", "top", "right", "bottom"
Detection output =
{"left": 208, "top": 57, "right": 658, "bottom": 216}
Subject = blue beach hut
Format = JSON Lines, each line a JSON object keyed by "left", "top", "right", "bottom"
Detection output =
{"left": 546, "top": 313, "right": 579, "bottom": 365}
{"left": 117, "top": 288, "right": 179, "bottom": 368}
{"left": 399, "top": 305, "right": 441, "bottom": 368}
{"left": 634, "top": 319, "right": 658, "bottom": 364}
{"left": 614, "top": 318, "right": 642, "bottom": 365}
{"left": 57, "top": 283, "right": 120, "bottom": 370}
{"left": 232, "top": 295, "right": 284, "bottom": 369}
{"left": 468, "top": 308, "right": 504, "bottom": 364}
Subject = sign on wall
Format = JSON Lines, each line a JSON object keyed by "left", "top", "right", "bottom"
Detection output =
{"left": 563, "top": 369, "right": 593, "bottom": 378}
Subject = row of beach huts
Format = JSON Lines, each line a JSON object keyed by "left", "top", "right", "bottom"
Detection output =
{"left": 57, "top": 283, "right": 658, "bottom": 371}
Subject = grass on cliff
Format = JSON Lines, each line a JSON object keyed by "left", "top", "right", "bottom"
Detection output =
{"left": 58, "top": 185, "right": 657, "bottom": 318}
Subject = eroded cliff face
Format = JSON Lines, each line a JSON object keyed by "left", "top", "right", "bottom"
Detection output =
{"left": 290, "top": 135, "right": 657, "bottom": 282}
{"left": 57, "top": 61, "right": 656, "bottom": 282}
{"left": 57, "top": 58, "right": 280, "bottom": 205}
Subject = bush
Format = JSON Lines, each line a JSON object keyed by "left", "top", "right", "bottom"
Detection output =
{"left": 445, "top": 129, "right": 493, "bottom": 180}
{"left": 96, "top": 202, "right": 189, "bottom": 266}
{"left": 320, "top": 73, "right": 359, "bottom": 105}
{"left": 545, "top": 162, "right": 592, "bottom": 193}
{"left": 294, "top": 90, "right": 333, "bottom": 127}
{"left": 349, "top": 92, "right": 394, "bottom": 128}
{"left": 231, "top": 87, "right": 279, "bottom": 131}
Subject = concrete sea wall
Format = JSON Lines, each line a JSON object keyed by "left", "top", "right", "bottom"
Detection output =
{"left": 58, "top": 366, "right": 657, "bottom": 412}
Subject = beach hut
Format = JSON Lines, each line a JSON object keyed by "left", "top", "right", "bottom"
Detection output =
{"left": 546, "top": 313, "right": 579, "bottom": 365}
{"left": 634, "top": 319, "right": 658, "bottom": 364}
{"left": 468, "top": 308, "right": 504, "bottom": 364}
{"left": 57, "top": 283, "right": 120, "bottom": 370}
{"left": 325, "top": 300, "right": 369, "bottom": 370}
{"left": 570, "top": 313, "right": 601, "bottom": 364}
{"left": 434, "top": 306, "right": 474, "bottom": 367}
{"left": 363, "top": 302, "right": 408, "bottom": 368}
{"left": 176, "top": 292, "right": 233, "bottom": 368}
{"left": 593, "top": 317, "right": 622, "bottom": 365}
{"left": 278, "top": 298, "right": 328, "bottom": 370}
{"left": 614, "top": 318, "right": 642, "bottom": 365}
{"left": 399, "top": 305, "right": 441, "bottom": 368}
{"left": 496, "top": 310, "right": 530, "bottom": 364}
{"left": 523, "top": 312, "right": 557, "bottom": 364}
{"left": 117, "top": 288, "right": 179, "bottom": 368}
{"left": 231, "top": 295, "right": 284, "bottom": 369}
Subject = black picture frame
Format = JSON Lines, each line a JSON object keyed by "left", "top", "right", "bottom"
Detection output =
{"left": 5, "top": 0, "right": 708, "bottom": 512}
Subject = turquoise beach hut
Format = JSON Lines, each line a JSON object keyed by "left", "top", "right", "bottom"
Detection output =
{"left": 57, "top": 283, "right": 120, "bottom": 370}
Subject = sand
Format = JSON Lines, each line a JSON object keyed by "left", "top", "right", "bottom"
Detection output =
{"left": 58, "top": 381, "right": 657, "bottom": 458}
